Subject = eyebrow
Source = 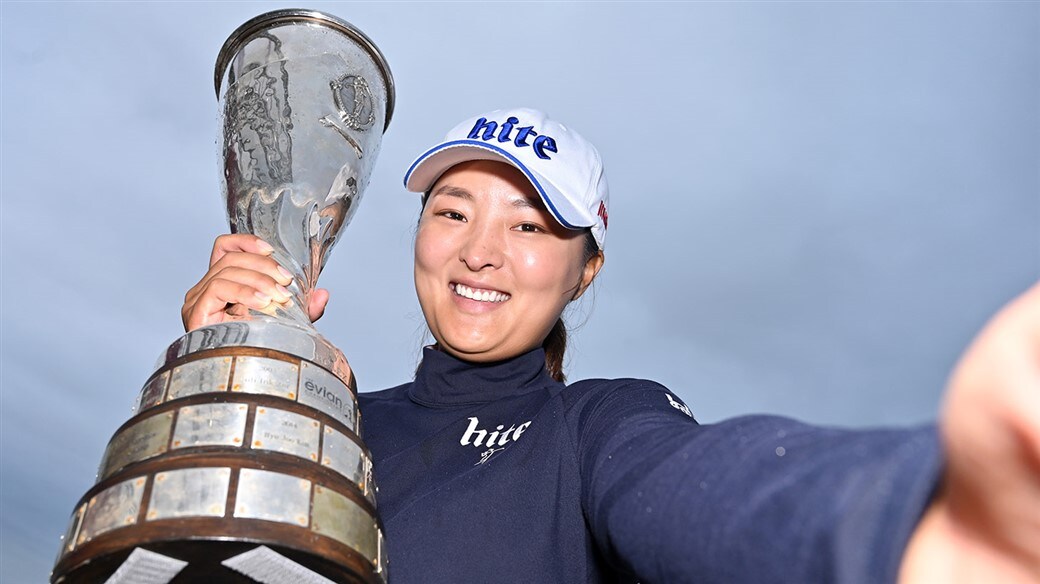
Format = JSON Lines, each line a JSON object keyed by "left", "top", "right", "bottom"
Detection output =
{"left": 511, "top": 197, "right": 537, "bottom": 210}
{"left": 430, "top": 185, "right": 472, "bottom": 200}
{"left": 429, "top": 184, "right": 541, "bottom": 211}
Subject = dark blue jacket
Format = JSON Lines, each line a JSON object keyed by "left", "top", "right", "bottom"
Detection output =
{"left": 358, "top": 347, "right": 941, "bottom": 583}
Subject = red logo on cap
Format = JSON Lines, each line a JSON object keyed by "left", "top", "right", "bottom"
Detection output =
{"left": 597, "top": 201, "right": 609, "bottom": 229}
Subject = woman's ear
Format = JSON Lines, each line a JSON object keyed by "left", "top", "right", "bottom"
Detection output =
{"left": 572, "top": 251, "right": 604, "bottom": 301}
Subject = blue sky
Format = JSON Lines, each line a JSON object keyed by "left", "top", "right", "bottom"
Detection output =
{"left": 2, "top": 2, "right": 1037, "bottom": 580}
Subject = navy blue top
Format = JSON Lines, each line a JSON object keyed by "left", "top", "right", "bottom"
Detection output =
{"left": 358, "top": 347, "right": 941, "bottom": 584}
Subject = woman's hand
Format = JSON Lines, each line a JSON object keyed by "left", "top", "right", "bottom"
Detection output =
{"left": 181, "top": 234, "right": 330, "bottom": 331}
{"left": 900, "top": 282, "right": 1040, "bottom": 583}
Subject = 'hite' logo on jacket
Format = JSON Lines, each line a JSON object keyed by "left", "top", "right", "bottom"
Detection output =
{"left": 468, "top": 116, "right": 558, "bottom": 160}
{"left": 460, "top": 417, "right": 532, "bottom": 448}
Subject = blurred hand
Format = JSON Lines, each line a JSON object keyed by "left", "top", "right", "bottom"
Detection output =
{"left": 900, "top": 282, "right": 1040, "bottom": 583}
{"left": 181, "top": 234, "right": 330, "bottom": 331}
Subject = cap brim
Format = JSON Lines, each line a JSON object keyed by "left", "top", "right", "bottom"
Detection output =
{"left": 403, "top": 140, "right": 594, "bottom": 230}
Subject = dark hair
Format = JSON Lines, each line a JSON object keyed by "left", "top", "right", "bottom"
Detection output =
{"left": 543, "top": 230, "right": 600, "bottom": 382}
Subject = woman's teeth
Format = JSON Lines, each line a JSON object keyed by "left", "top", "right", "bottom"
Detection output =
{"left": 453, "top": 284, "right": 510, "bottom": 303}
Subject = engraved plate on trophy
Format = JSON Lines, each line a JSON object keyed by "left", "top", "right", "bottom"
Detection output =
{"left": 322, "top": 425, "right": 366, "bottom": 491}
{"left": 377, "top": 529, "right": 388, "bottom": 576}
{"left": 99, "top": 412, "right": 174, "bottom": 480}
{"left": 312, "top": 485, "right": 378, "bottom": 565}
{"left": 60, "top": 504, "right": 86, "bottom": 555}
{"left": 232, "top": 356, "right": 299, "bottom": 399}
{"left": 171, "top": 403, "right": 248, "bottom": 449}
{"left": 299, "top": 361, "right": 357, "bottom": 428}
{"left": 135, "top": 370, "right": 169, "bottom": 412}
{"left": 78, "top": 477, "right": 146, "bottom": 544}
{"left": 251, "top": 407, "right": 320, "bottom": 461}
{"left": 168, "top": 356, "right": 233, "bottom": 400}
{"left": 235, "top": 468, "right": 311, "bottom": 526}
{"left": 364, "top": 457, "right": 374, "bottom": 502}
{"left": 147, "top": 467, "right": 231, "bottom": 520}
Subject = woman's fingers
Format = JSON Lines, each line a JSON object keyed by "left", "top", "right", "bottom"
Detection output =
{"left": 942, "top": 282, "right": 1040, "bottom": 572}
{"left": 900, "top": 281, "right": 1040, "bottom": 582}
{"left": 209, "top": 233, "right": 275, "bottom": 267}
{"left": 209, "top": 249, "right": 293, "bottom": 288}
{"left": 308, "top": 288, "right": 330, "bottom": 322}
{"left": 183, "top": 235, "right": 330, "bottom": 331}
{"left": 183, "top": 235, "right": 294, "bottom": 332}
{"left": 184, "top": 251, "right": 292, "bottom": 308}
{"left": 186, "top": 260, "right": 292, "bottom": 304}
{"left": 183, "top": 276, "right": 279, "bottom": 331}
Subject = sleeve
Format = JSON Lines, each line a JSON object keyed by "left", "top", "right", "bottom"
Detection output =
{"left": 569, "top": 379, "right": 943, "bottom": 584}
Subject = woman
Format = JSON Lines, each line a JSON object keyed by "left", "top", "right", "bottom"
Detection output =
{"left": 183, "top": 108, "right": 1040, "bottom": 583}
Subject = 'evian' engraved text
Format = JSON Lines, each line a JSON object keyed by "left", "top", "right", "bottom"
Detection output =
{"left": 299, "top": 362, "right": 355, "bottom": 428}
{"left": 459, "top": 417, "right": 531, "bottom": 448}
{"left": 304, "top": 379, "right": 343, "bottom": 410}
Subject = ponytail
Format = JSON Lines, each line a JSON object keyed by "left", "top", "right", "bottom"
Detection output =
{"left": 543, "top": 230, "right": 600, "bottom": 383}
{"left": 543, "top": 318, "right": 568, "bottom": 382}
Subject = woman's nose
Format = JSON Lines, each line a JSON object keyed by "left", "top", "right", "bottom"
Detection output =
{"left": 459, "top": 223, "right": 504, "bottom": 271}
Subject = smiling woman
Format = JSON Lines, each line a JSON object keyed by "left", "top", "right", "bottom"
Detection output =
{"left": 406, "top": 107, "right": 607, "bottom": 381}
{"left": 180, "top": 107, "right": 1040, "bottom": 583}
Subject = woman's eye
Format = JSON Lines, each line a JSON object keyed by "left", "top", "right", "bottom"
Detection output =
{"left": 438, "top": 210, "right": 465, "bottom": 221}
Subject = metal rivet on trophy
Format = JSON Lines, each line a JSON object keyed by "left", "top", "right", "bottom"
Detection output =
{"left": 52, "top": 9, "right": 394, "bottom": 583}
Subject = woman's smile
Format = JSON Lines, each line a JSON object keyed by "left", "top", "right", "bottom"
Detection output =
{"left": 451, "top": 282, "right": 511, "bottom": 304}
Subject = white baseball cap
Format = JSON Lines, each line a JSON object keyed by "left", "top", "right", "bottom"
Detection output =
{"left": 403, "top": 107, "right": 610, "bottom": 250}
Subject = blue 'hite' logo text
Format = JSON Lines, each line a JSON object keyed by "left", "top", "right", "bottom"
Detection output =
{"left": 468, "top": 117, "right": 558, "bottom": 160}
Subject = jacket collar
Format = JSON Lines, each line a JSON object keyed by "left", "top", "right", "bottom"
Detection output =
{"left": 408, "top": 346, "right": 556, "bottom": 407}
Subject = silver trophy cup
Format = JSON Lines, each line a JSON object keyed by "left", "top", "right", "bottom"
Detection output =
{"left": 52, "top": 10, "right": 394, "bottom": 583}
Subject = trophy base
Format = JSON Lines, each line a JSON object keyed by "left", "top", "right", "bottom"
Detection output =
{"left": 51, "top": 336, "right": 385, "bottom": 584}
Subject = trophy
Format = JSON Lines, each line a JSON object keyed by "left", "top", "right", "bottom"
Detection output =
{"left": 51, "top": 9, "right": 394, "bottom": 583}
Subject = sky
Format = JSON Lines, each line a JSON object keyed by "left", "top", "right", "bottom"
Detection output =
{"left": 1, "top": 1, "right": 1037, "bottom": 581}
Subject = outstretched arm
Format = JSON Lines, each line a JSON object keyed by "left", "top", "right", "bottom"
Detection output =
{"left": 570, "top": 380, "right": 940, "bottom": 584}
